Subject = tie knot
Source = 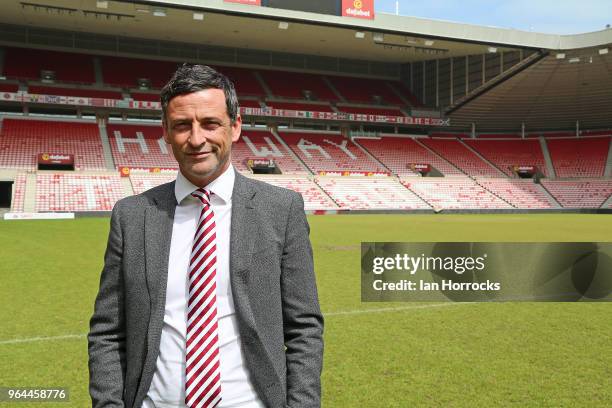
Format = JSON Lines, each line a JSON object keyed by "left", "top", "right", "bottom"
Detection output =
{"left": 191, "top": 188, "right": 211, "bottom": 205}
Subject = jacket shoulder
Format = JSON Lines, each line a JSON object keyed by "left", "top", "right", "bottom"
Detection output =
{"left": 112, "top": 180, "right": 176, "bottom": 212}
{"left": 241, "top": 175, "right": 301, "bottom": 206}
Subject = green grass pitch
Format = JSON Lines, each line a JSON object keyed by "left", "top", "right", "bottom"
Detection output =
{"left": 1, "top": 214, "right": 611, "bottom": 407}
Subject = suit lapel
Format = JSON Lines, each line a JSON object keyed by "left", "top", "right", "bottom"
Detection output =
{"left": 230, "top": 173, "right": 259, "bottom": 335}
{"left": 144, "top": 183, "right": 177, "bottom": 314}
{"left": 135, "top": 181, "right": 177, "bottom": 404}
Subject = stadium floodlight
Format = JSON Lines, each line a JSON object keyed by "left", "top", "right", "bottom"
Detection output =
{"left": 487, "top": 47, "right": 497, "bottom": 53}
{"left": 355, "top": 31, "right": 366, "bottom": 39}
{"left": 373, "top": 32, "right": 384, "bottom": 42}
{"left": 278, "top": 21, "right": 289, "bottom": 30}
{"left": 599, "top": 48, "right": 609, "bottom": 55}
{"left": 556, "top": 53, "right": 566, "bottom": 59}
{"left": 152, "top": 8, "right": 166, "bottom": 17}
{"left": 96, "top": 1, "right": 108, "bottom": 9}
{"left": 424, "top": 40, "right": 435, "bottom": 46}
{"left": 193, "top": 12, "right": 204, "bottom": 21}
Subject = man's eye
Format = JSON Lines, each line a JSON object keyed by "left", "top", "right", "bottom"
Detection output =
{"left": 204, "top": 123, "right": 221, "bottom": 130}
{"left": 173, "top": 123, "right": 190, "bottom": 130}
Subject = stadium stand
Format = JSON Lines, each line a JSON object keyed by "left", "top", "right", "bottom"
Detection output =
{"left": 258, "top": 71, "right": 338, "bottom": 101}
{"left": 129, "top": 173, "right": 177, "bottom": 195}
{"left": 213, "top": 66, "right": 266, "bottom": 97}
{"left": 0, "top": 118, "right": 106, "bottom": 170}
{"left": 3, "top": 47, "right": 95, "bottom": 84}
{"left": 35, "top": 173, "right": 124, "bottom": 212}
{"left": 130, "top": 91, "right": 161, "bottom": 102}
{"left": 475, "top": 178, "right": 558, "bottom": 209}
{"left": 0, "top": 83, "right": 19, "bottom": 93}
{"left": 316, "top": 177, "right": 430, "bottom": 210}
{"left": 100, "top": 56, "right": 178, "bottom": 88}
{"left": 326, "top": 76, "right": 404, "bottom": 105}
{"left": 546, "top": 137, "right": 611, "bottom": 178}
{"left": 232, "top": 130, "right": 308, "bottom": 174}
{"left": 28, "top": 85, "right": 123, "bottom": 100}
{"left": 10, "top": 173, "right": 26, "bottom": 212}
{"left": 248, "top": 175, "right": 338, "bottom": 210}
{"left": 420, "top": 138, "right": 502, "bottom": 177}
{"left": 355, "top": 136, "right": 463, "bottom": 176}
{"left": 336, "top": 105, "right": 405, "bottom": 116}
{"left": 540, "top": 179, "right": 612, "bottom": 208}
{"left": 106, "top": 123, "right": 177, "bottom": 168}
{"left": 239, "top": 99, "right": 264, "bottom": 108}
{"left": 465, "top": 139, "right": 548, "bottom": 176}
{"left": 265, "top": 101, "right": 334, "bottom": 112}
{"left": 280, "top": 132, "right": 387, "bottom": 173}
{"left": 404, "top": 177, "right": 513, "bottom": 210}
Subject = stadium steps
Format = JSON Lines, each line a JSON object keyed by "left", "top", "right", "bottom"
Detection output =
{"left": 253, "top": 72, "right": 273, "bottom": 98}
{"left": 121, "top": 176, "right": 134, "bottom": 197}
{"left": 412, "top": 138, "right": 467, "bottom": 176}
{"left": 457, "top": 138, "right": 506, "bottom": 177}
{"left": 538, "top": 181, "right": 564, "bottom": 207}
{"left": 601, "top": 191, "right": 612, "bottom": 208}
{"left": 536, "top": 182, "right": 562, "bottom": 208}
{"left": 329, "top": 103, "right": 341, "bottom": 113}
{"left": 321, "top": 77, "right": 347, "bottom": 102}
{"left": 385, "top": 82, "right": 411, "bottom": 107}
{"left": 92, "top": 56, "right": 104, "bottom": 86}
{"left": 605, "top": 138, "right": 612, "bottom": 177}
{"left": 539, "top": 137, "right": 556, "bottom": 178}
{"left": 351, "top": 137, "right": 394, "bottom": 175}
{"left": 311, "top": 177, "right": 343, "bottom": 209}
{"left": 97, "top": 122, "right": 117, "bottom": 170}
{"left": 23, "top": 172, "right": 36, "bottom": 212}
{"left": 269, "top": 128, "right": 313, "bottom": 174}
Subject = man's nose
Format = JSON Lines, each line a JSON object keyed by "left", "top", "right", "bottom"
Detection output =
{"left": 189, "top": 123, "right": 207, "bottom": 146}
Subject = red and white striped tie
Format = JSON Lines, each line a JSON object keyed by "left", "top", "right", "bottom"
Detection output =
{"left": 185, "top": 188, "right": 222, "bottom": 408}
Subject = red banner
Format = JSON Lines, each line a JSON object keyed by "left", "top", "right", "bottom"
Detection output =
{"left": 2, "top": 92, "right": 449, "bottom": 126}
{"left": 224, "top": 0, "right": 261, "bottom": 5}
{"left": 38, "top": 153, "right": 74, "bottom": 165}
{"left": 342, "top": 0, "right": 374, "bottom": 19}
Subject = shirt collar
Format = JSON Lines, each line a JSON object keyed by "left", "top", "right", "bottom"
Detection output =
{"left": 174, "top": 164, "right": 235, "bottom": 205}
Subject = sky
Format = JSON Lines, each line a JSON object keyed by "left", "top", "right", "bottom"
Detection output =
{"left": 374, "top": 0, "right": 612, "bottom": 34}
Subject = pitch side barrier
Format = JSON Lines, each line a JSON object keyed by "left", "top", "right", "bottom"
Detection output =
{"left": 42, "top": 208, "right": 611, "bottom": 219}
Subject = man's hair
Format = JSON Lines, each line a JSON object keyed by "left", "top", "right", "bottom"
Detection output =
{"left": 160, "top": 63, "right": 239, "bottom": 125}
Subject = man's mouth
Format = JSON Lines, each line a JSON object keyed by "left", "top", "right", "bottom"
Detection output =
{"left": 187, "top": 151, "right": 213, "bottom": 157}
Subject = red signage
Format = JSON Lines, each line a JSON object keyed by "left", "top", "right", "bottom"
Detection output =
{"left": 409, "top": 163, "right": 431, "bottom": 171}
{"left": 118, "top": 167, "right": 178, "bottom": 177}
{"left": 224, "top": 0, "right": 261, "bottom": 5}
{"left": 38, "top": 153, "right": 74, "bottom": 165}
{"left": 342, "top": 0, "right": 374, "bottom": 19}
{"left": 317, "top": 170, "right": 389, "bottom": 177}
{"left": 247, "top": 158, "right": 276, "bottom": 168}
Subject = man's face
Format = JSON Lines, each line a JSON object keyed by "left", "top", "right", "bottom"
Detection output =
{"left": 163, "top": 88, "right": 241, "bottom": 187}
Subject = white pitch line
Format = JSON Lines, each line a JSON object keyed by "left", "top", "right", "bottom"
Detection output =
{"left": 0, "top": 303, "right": 468, "bottom": 345}
{"left": 324, "top": 302, "right": 466, "bottom": 317}
{"left": 0, "top": 333, "right": 85, "bottom": 345}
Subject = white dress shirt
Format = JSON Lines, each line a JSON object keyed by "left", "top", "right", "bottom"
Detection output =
{"left": 142, "top": 165, "right": 264, "bottom": 408}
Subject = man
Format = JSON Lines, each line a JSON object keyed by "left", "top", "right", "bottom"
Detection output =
{"left": 88, "top": 64, "right": 324, "bottom": 408}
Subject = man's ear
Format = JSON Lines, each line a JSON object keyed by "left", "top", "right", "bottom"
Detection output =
{"left": 231, "top": 114, "right": 242, "bottom": 143}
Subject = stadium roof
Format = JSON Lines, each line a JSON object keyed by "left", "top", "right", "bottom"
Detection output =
{"left": 447, "top": 46, "right": 612, "bottom": 131}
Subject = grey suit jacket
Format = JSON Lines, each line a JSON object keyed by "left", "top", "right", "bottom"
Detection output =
{"left": 88, "top": 172, "right": 324, "bottom": 408}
